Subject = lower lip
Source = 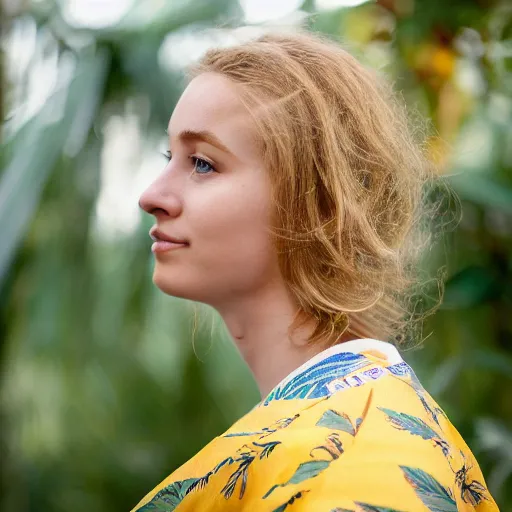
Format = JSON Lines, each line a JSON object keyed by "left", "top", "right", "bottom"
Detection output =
{"left": 151, "top": 241, "right": 188, "bottom": 253}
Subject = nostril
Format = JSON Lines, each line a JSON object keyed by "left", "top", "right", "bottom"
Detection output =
{"left": 138, "top": 195, "right": 165, "bottom": 216}
{"left": 150, "top": 207, "right": 170, "bottom": 217}
{"left": 138, "top": 187, "right": 182, "bottom": 218}
{"left": 138, "top": 195, "right": 154, "bottom": 213}
{"left": 138, "top": 192, "right": 159, "bottom": 214}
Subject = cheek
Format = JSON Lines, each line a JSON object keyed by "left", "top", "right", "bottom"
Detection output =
{"left": 197, "top": 184, "right": 274, "bottom": 266}
{"left": 152, "top": 176, "right": 280, "bottom": 302}
{"left": 191, "top": 180, "right": 279, "bottom": 287}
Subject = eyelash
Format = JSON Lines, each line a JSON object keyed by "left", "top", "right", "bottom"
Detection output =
{"left": 163, "top": 150, "right": 216, "bottom": 175}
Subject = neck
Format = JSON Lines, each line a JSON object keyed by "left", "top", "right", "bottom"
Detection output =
{"left": 213, "top": 281, "right": 335, "bottom": 398}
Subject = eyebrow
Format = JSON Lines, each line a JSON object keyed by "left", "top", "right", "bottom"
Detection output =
{"left": 174, "top": 129, "right": 234, "bottom": 156}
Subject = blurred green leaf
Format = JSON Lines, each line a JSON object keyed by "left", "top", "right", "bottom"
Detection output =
{"left": 476, "top": 418, "right": 512, "bottom": 501}
{"left": 449, "top": 173, "right": 512, "bottom": 214}
{"left": 442, "top": 266, "right": 498, "bottom": 309}
{"left": 308, "top": 7, "right": 347, "bottom": 38}
{"left": 0, "top": 49, "right": 108, "bottom": 286}
{"left": 2, "top": 0, "right": 512, "bottom": 510}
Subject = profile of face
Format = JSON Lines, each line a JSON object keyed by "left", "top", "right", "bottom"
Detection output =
{"left": 138, "top": 73, "right": 282, "bottom": 307}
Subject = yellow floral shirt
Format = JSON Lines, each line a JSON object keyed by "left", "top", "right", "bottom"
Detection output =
{"left": 131, "top": 339, "right": 498, "bottom": 511}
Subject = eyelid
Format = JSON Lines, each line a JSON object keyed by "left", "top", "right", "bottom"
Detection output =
{"left": 191, "top": 155, "right": 217, "bottom": 174}
{"left": 191, "top": 154, "right": 215, "bottom": 166}
{"left": 161, "top": 150, "right": 217, "bottom": 174}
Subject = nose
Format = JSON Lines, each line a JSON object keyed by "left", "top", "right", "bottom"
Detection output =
{"left": 138, "top": 170, "right": 183, "bottom": 220}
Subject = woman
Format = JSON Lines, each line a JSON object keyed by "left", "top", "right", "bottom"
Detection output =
{"left": 134, "top": 32, "right": 498, "bottom": 511}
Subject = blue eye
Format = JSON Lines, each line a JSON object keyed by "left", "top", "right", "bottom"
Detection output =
{"left": 191, "top": 156, "right": 216, "bottom": 175}
{"left": 160, "top": 151, "right": 215, "bottom": 175}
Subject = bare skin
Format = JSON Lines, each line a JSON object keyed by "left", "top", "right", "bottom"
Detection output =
{"left": 139, "top": 73, "right": 343, "bottom": 398}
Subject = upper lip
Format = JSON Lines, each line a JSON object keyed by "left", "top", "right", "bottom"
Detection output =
{"left": 149, "top": 227, "right": 188, "bottom": 244}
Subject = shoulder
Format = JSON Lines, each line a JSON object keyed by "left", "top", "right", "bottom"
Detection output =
{"left": 253, "top": 371, "right": 498, "bottom": 511}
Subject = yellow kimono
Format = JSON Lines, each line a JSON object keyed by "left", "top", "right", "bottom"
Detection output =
{"left": 131, "top": 339, "right": 498, "bottom": 511}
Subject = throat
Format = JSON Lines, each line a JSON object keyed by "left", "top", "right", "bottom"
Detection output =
{"left": 232, "top": 332, "right": 322, "bottom": 399}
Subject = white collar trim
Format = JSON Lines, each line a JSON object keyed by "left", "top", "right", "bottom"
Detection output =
{"left": 271, "top": 338, "right": 404, "bottom": 394}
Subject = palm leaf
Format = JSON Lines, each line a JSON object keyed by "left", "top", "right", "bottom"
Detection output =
{"left": 225, "top": 430, "right": 265, "bottom": 437}
{"left": 222, "top": 470, "right": 239, "bottom": 500}
{"left": 400, "top": 466, "right": 457, "bottom": 512}
{"left": 379, "top": 408, "right": 439, "bottom": 440}
{"left": 136, "top": 478, "right": 198, "bottom": 511}
{"left": 264, "top": 352, "right": 372, "bottom": 404}
{"left": 378, "top": 407, "right": 449, "bottom": 456}
{"left": 0, "top": 50, "right": 108, "bottom": 286}
{"left": 287, "top": 460, "right": 331, "bottom": 484}
{"left": 225, "top": 415, "right": 299, "bottom": 438}
{"left": 213, "top": 456, "right": 235, "bottom": 473}
{"left": 221, "top": 458, "right": 253, "bottom": 500}
{"left": 238, "top": 463, "right": 250, "bottom": 499}
{"left": 263, "top": 460, "right": 331, "bottom": 498}
{"left": 355, "top": 502, "right": 404, "bottom": 512}
{"left": 254, "top": 440, "right": 281, "bottom": 459}
{"left": 188, "top": 472, "right": 213, "bottom": 493}
{"left": 316, "top": 409, "right": 356, "bottom": 435}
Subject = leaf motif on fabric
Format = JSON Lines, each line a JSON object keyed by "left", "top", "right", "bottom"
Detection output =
{"left": 378, "top": 407, "right": 450, "bottom": 456}
{"left": 354, "top": 503, "right": 405, "bottom": 512}
{"left": 288, "top": 460, "right": 332, "bottom": 484}
{"left": 135, "top": 478, "right": 198, "bottom": 511}
{"left": 264, "top": 352, "right": 372, "bottom": 405}
{"left": 263, "top": 460, "right": 331, "bottom": 499}
{"left": 212, "top": 456, "right": 235, "bottom": 474}
{"left": 140, "top": 439, "right": 282, "bottom": 508}
{"left": 390, "top": 369, "right": 445, "bottom": 427}
{"left": 263, "top": 431, "right": 345, "bottom": 500}
{"left": 331, "top": 502, "right": 405, "bottom": 511}
{"left": 254, "top": 440, "right": 280, "bottom": 459}
{"left": 190, "top": 472, "right": 211, "bottom": 492}
{"left": 316, "top": 409, "right": 356, "bottom": 436}
{"left": 271, "top": 490, "right": 309, "bottom": 512}
{"left": 222, "top": 457, "right": 252, "bottom": 500}
{"left": 400, "top": 465, "right": 457, "bottom": 512}
{"left": 220, "top": 440, "right": 283, "bottom": 500}
{"left": 224, "top": 414, "right": 300, "bottom": 439}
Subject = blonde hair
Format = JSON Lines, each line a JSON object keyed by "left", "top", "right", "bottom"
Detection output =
{"left": 190, "top": 31, "right": 442, "bottom": 347}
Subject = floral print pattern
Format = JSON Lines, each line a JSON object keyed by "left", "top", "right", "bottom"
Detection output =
{"left": 131, "top": 339, "right": 498, "bottom": 511}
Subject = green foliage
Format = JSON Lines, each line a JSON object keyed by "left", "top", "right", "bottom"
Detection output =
{"left": 1, "top": 0, "right": 511, "bottom": 510}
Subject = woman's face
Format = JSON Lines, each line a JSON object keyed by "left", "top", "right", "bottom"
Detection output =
{"left": 139, "top": 72, "right": 281, "bottom": 306}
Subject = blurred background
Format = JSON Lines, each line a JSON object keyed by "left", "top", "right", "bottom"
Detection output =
{"left": 1, "top": 0, "right": 511, "bottom": 510}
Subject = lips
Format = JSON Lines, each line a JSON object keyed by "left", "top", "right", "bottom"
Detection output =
{"left": 149, "top": 227, "right": 188, "bottom": 245}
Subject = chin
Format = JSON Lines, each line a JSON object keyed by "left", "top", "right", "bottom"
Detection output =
{"left": 151, "top": 268, "right": 206, "bottom": 303}
{"left": 152, "top": 272, "right": 188, "bottom": 299}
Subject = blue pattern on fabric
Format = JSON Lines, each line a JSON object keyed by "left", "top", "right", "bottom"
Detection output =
{"left": 263, "top": 352, "right": 372, "bottom": 406}
{"left": 387, "top": 362, "right": 412, "bottom": 377}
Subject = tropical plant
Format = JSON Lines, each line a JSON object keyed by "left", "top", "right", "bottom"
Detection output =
{"left": 1, "top": 0, "right": 511, "bottom": 510}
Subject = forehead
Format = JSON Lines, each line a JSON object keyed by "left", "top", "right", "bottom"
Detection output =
{"left": 168, "top": 73, "right": 259, "bottom": 153}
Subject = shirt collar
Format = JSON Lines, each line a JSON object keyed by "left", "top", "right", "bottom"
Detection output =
{"left": 261, "top": 338, "right": 405, "bottom": 406}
